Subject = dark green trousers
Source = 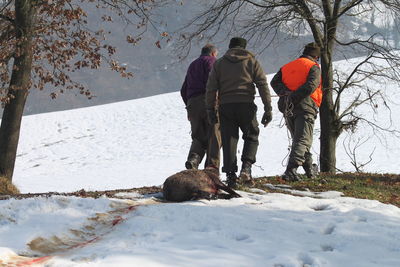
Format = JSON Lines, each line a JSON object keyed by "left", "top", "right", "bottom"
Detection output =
{"left": 219, "top": 103, "right": 259, "bottom": 173}
{"left": 285, "top": 112, "right": 316, "bottom": 167}
{"left": 186, "top": 94, "right": 221, "bottom": 168}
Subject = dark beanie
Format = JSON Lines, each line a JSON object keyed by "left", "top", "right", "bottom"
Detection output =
{"left": 229, "top": 37, "right": 247, "bottom": 49}
{"left": 303, "top": 42, "right": 320, "bottom": 58}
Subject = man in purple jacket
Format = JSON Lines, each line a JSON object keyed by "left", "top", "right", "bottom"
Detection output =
{"left": 181, "top": 44, "right": 221, "bottom": 170}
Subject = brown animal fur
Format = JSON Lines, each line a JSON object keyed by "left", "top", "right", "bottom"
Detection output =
{"left": 163, "top": 168, "right": 241, "bottom": 202}
{"left": 0, "top": 177, "right": 20, "bottom": 195}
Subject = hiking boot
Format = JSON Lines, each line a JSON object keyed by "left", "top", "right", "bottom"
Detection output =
{"left": 238, "top": 161, "right": 255, "bottom": 186}
{"left": 303, "top": 163, "right": 318, "bottom": 179}
{"left": 185, "top": 153, "right": 201, "bottom": 170}
{"left": 282, "top": 164, "right": 301, "bottom": 182}
{"left": 303, "top": 153, "right": 317, "bottom": 179}
{"left": 226, "top": 172, "right": 238, "bottom": 189}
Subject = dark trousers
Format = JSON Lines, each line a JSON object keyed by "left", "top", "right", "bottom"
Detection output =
{"left": 285, "top": 112, "right": 315, "bottom": 167}
{"left": 187, "top": 95, "right": 221, "bottom": 168}
{"left": 219, "top": 103, "right": 259, "bottom": 173}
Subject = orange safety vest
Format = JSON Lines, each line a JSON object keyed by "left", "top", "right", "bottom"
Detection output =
{"left": 281, "top": 57, "right": 322, "bottom": 107}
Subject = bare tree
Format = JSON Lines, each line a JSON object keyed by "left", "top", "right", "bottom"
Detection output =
{"left": 175, "top": 0, "right": 400, "bottom": 173}
{"left": 343, "top": 133, "right": 375, "bottom": 173}
{"left": 0, "top": 0, "right": 165, "bottom": 181}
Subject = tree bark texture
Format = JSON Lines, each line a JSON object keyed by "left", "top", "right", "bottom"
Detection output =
{"left": 319, "top": 42, "right": 339, "bottom": 173}
{"left": 0, "top": 0, "right": 35, "bottom": 180}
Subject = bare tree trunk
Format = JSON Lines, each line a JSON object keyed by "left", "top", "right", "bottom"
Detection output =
{"left": 319, "top": 45, "right": 339, "bottom": 173}
{"left": 0, "top": 0, "right": 35, "bottom": 181}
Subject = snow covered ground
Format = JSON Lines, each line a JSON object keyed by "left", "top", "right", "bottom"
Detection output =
{"left": 1, "top": 192, "right": 400, "bottom": 266}
{"left": 0, "top": 59, "right": 400, "bottom": 266}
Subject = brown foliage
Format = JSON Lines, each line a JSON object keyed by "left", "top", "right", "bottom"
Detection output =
{"left": 0, "top": 177, "right": 20, "bottom": 195}
{"left": 0, "top": 0, "right": 157, "bottom": 102}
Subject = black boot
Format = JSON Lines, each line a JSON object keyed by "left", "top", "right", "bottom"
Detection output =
{"left": 303, "top": 163, "right": 318, "bottom": 179}
{"left": 185, "top": 153, "right": 201, "bottom": 170}
{"left": 282, "top": 163, "right": 301, "bottom": 182}
{"left": 226, "top": 172, "right": 238, "bottom": 189}
{"left": 239, "top": 161, "right": 255, "bottom": 186}
{"left": 303, "top": 153, "right": 317, "bottom": 179}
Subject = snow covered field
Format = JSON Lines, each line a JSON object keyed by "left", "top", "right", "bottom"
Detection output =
{"left": 0, "top": 63, "right": 400, "bottom": 266}
{"left": 12, "top": 76, "right": 400, "bottom": 194}
{"left": 1, "top": 191, "right": 400, "bottom": 266}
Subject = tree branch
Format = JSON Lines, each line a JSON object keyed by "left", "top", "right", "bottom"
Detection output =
{"left": 295, "top": 0, "right": 324, "bottom": 45}
{"left": 337, "top": 0, "right": 364, "bottom": 18}
{"left": 0, "top": 14, "right": 13, "bottom": 23}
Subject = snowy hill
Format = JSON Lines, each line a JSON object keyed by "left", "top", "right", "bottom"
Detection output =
{"left": 14, "top": 72, "right": 400, "bottom": 193}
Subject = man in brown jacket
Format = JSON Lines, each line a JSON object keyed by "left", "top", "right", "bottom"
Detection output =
{"left": 206, "top": 37, "right": 272, "bottom": 188}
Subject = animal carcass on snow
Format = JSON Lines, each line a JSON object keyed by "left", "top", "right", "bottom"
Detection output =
{"left": 163, "top": 168, "right": 241, "bottom": 202}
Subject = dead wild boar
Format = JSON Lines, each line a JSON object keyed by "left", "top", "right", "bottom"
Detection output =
{"left": 163, "top": 168, "right": 241, "bottom": 202}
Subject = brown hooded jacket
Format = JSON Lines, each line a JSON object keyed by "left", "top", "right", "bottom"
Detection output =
{"left": 206, "top": 48, "right": 271, "bottom": 111}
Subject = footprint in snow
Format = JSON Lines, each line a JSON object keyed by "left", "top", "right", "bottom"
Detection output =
{"left": 298, "top": 252, "right": 316, "bottom": 266}
{"left": 321, "top": 224, "right": 336, "bottom": 235}
{"left": 233, "top": 233, "right": 252, "bottom": 243}
{"left": 310, "top": 204, "right": 331, "bottom": 211}
{"left": 321, "top": 244, "right": 335, "bottom": 252}
{"left": 352, "top": 216, "right": 367, "bottom": 222}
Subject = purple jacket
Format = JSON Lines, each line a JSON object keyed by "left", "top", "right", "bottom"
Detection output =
{"left": 180, "top": 55, "right": 216, "bottom": 105}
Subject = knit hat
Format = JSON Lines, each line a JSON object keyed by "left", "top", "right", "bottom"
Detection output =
{"left": 303, "top": 42, "right": 320, "bottom": 58}
{"left": 229, "top": 37, "right": 247, "bottom": 49}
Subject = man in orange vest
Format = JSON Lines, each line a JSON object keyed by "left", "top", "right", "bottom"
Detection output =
{"left": 271, "top": 42, "right": 322, "bottom": 181}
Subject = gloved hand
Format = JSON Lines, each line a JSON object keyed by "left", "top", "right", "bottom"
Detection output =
{"left": 287, "top": 91, "right": 299, "bottom": 106}
{"left": 206, "top": 109, "right": 218, "bottom": 125}
{"left": 261, "top": 110, "right": 272, "bottom": 127}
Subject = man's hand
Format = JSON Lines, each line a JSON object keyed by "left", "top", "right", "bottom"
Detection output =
{"left": 287, "top": 92, "right": 300, "bottom": 106}
{"left": 261, "top": 111, "right": 272, "bottom": 127}
{"left": 206, "top": 109, "right": 218, "bottom": 125}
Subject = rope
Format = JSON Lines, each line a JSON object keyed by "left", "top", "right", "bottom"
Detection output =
{"left": 283, "top": 94, "right": 294, "bottom": 118}
{"left": 281, "top": 124, "right": 292, "bottom": 168}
